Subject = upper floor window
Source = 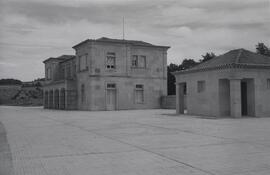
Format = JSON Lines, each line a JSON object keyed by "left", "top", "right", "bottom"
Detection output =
{"left": 131, "top": 55, "right": 146, "bottom": 68}
{"left": 79, "top": 54, "right": 88, "bottom": 71}
{"left": 267, "top": 79, "right": 270, "bottom": 89}
{"left": 106, "top": 52, "right": 116, "bottom": 69}
{"left": 60, "top": 66, "right": 65, "bottom": 80}
{"left": 66, "top": 63, "right": 71, "bottom": 79}
{"left": 197, "top": 81, "right": 205, "bottom": 93}
{"left": 46, "top": 67, "right": 51, "bottom": 80}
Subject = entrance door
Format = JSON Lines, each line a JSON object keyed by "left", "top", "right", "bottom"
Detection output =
{"left": 241, "top": 81, "right": 248, "bottom": 116}
{"left": 106, "top": 84, "right": 116, "bottom": 110}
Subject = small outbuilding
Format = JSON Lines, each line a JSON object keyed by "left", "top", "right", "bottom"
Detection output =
{"left": 174, "top": 49, "right": 270, "bottom": 118}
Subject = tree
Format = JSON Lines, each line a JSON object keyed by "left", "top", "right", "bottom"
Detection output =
{"left": 200, "top": 52, "right": 216, "bottom": 62}
{"left": 167, "top": 63, "right": 181, "bottom": 95}
{"left": 180, "top": 59, "right": 198, "bottom": 70}
{"left": 167, "top": 59, "right": 198, "bottom": 95}
{"left": 0, "top": 79, "right": 22, "bottom": 85}
{"left": 256, "top": 43, "right": 270, "bottom": 56}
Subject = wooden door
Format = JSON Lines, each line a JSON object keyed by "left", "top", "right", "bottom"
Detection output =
{"left": 106, "top": 89, "right": 116, "bottom": 110}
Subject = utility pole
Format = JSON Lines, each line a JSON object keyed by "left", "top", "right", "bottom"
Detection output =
{"left": 122, "top": 17, "right": 125, "bottom": 40}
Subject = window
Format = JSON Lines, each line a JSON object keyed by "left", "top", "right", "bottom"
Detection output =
{"left": 46, "top": 67, "right": 51, "bottom": 80}
{"left": 79, "top": 54, "right": 88, "bottom": 71}
{"left": 107, "top": 83, "right": 116, "bottom": 89}
{"left": 60, "top": 66, "right": 65, "bottom": 79}
{"left": 138, "top": 56, "right": 146, "bottom": 68}
{"left": 131, "top": 55, "right": 138, "bottom": 67}
{"left": 197, "top": 81, "right": 205, "bottom": 93}
{"left": 267, "top": 79, "right": 270, "bottom": 89}
{"left": 81, "top": 84, "right": 85, "bottom": 103}
{"left": 106, "top": 52, "right": 116, "bottom": 69}
{"left": 131, "top": 55, "right": 146, "bottom": 68}
{"left": 66, "top": 64, "right": 71, "bottom": 79}
{"left": 73, "top": 64, "right": 76, "bottom": 76}
{"left": 135, "top": 84, "right": 144, "bottom": 103}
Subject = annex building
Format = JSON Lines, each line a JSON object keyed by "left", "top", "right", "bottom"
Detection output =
{"left": 43, "top": 37, "right": 170, "bottom": 110}
{"left": 174, "top": 49, "right": 270, "bottom": 118}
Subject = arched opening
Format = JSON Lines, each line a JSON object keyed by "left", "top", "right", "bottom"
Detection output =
{"left": 60, "top": 88, "right": 65, "bottom": 109}
{"left": 54, "top": 89, "right": 59, "bottom": 109}
{"left": 49, "top": 90, "right": 53, "bottom": 109}
{"left": 44, "top": 91, "right": 49, "bottom": 108}
{"left": 81, "top": 84, "right": 85, "bottom": 104}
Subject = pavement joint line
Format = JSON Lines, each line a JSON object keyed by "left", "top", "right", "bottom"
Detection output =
{"left": 13, "top": 149, "right": 141, "bottom": 160}
{"left": 134, "top": 122, "right": 239, "bottom": 141}
{"left": 134, "top": 122, "right": 270, "bottom": 148}
{"left": 41, "top": 115, "right": 217, "bottom": 175}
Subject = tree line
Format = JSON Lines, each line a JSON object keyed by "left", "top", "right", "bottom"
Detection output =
{"left": 167, "top": 42, "right": 270, "bottom": 95}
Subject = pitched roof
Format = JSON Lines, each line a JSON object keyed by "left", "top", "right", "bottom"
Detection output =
{"left": 96, "top": 37, "right": 154, "bottom": 46}
{"left": 72, "top": 37, "right": 170, "bottom": 49}
{"left": 43, "top": 55, "right": 75, "bottom": 63}
{"left": 174, "top": 49, "right": 270, "bottom": 74}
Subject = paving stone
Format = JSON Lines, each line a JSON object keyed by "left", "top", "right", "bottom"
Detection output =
{"left": 1, "top": 106, "right": 270, "bottom": 175}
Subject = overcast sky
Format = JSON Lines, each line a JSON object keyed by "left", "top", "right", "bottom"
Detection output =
{"left": 0, "top": 0, "right": 269, "bottom": 81}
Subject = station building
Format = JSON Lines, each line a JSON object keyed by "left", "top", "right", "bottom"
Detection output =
{"left": 43, "top": 37, "right": 170, "bottom": 110}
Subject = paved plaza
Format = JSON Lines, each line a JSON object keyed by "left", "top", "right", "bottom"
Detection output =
{"left": 1, "top": 106, "right": 270, "bottom": 175}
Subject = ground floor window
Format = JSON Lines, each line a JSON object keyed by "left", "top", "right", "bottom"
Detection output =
{"left": 135, "top": 84, "right": 144, "bottom": 104}
{"left": 197, "top": 80, "right": 205, "bottom": 93}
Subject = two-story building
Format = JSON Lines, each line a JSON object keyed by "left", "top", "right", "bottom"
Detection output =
{"left": 43, "top": 37, "right": 170, "bottom": 110}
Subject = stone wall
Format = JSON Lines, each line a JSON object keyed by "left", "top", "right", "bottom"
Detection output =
{"left": 161, "top": 95, "right": 175, "bottom": 109}
{"left": 161, "top": 95, "right": 187, "bottom": 109}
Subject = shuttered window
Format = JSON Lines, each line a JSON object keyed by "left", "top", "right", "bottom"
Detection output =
{"left": 197, "top": 81, "right": 205, "bottom": 93}
{"left": 79, "top": 54, "right": 88, "bottom": 71}
{"left": 131, "top": 55, "right": 146, "bottom": 68}
{"left": 106, "top": 52, "right": 116, "bottom": 69}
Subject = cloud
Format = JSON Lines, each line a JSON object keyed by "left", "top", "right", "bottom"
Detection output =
{"left": 0, "top": 0, "right": 269, "bottom": 80}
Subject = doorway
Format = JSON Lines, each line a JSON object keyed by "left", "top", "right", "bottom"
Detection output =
{"left": 241, "top": 79, "right": 255, "bottom": 116}
{"left": 219, "top": 79, "right": 230, "bottom": 116}
{"left": 106, "top": 83, "right": 116, "bottom": 110}
{"left": 241, "top": 82, "right": 248, "bottom": 116}
{"left": 177, "top": 82, "right": 187, "bottom": 114}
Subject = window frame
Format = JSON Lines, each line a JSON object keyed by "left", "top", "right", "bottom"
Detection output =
{"left": 131, "top": 55, "right": 146, "bottom": 69}
{"left": 106, "top": 52, "right": 116, "bottom": 70}
{"left": 197, "top": 80, "right": 206, "bottom": 93}
{"left": 79, "top": 54, "right": 88, "bottom": 71}
{"left": 46, "top": 67, "right": 51, "bottom": 80}
{"left": 135, "top": 84, "right": 144, "bottom": 104}
{"left": 106, "top": 83, "right": 116, "bottom": 89}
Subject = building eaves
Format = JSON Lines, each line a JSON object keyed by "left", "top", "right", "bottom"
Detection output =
{"left": 72, "top": 37, "right": 170, "bottom": 49}
{"left": 173, "top": 63, "right": 270, "bottom": 75}
{"left": 60, "top": 56, "right": 76, "bottom": 63}
{"left": 43, "top": 55, "right": 75, "bottom": 64}
{"left": 173, "top": 48, "right": 270, "bottom": 75}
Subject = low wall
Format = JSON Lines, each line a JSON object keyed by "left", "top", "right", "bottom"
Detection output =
{"left": 161, "top": 95, "right": 176, "bottom": 109}
{"left": 161, "top": 95, "right": 187, "bottom": 109}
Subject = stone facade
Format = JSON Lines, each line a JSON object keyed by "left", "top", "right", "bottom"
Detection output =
{"left": 174, "top": 49, "right": 270, "bottom": 118}
{"left": 43, "top": 37, "right": 169, "bottom": 110}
